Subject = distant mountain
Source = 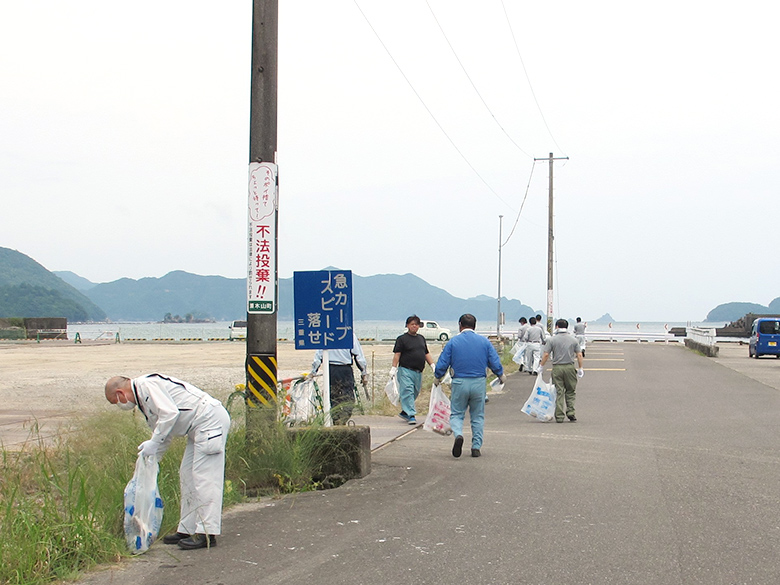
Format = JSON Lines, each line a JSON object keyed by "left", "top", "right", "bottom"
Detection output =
{"left": 81, "top": 269, "right": 538, "bottom": 323}
{"left": 53, "top": 270, "right": 97, "bottom": 291}
{"left": 706, "top": 301, "right": 772, "bottom": 322}
{"left": 593, "top": 313, "right": 615, "bottom": 324}
{"left": 85, "top": 271, "right": 245, "bottom": 321}
{"left": 0, "top": 247, "right": 107, "bottom": 321}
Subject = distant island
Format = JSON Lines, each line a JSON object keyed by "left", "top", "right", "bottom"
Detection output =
{"left": 162, "top": 312, "right": 215, "bottom": 324}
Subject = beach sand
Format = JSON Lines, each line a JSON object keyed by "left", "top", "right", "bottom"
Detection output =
{"left": 0, "top": 340, "right": 396, "bottom": 448}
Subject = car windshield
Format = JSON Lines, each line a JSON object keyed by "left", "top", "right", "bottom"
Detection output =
{"left": 759, "top": 320, "right": 780, "bottom": 334}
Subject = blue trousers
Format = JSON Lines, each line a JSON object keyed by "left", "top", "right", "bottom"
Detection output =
{"left": 449, "top": 377, "right": 486, "bottom": 449}
{"left": 397, "top": 366, "right": 422, "bottom": 416}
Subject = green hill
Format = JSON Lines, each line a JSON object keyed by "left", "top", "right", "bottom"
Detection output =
{"left": 706, "top": 301, "right": 772, "bottom": 322}
{"left": 0, "top": 248, "right": 107, "bottom": 321}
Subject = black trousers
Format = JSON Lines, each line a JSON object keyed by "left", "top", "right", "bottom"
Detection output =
{"left": 329, "top": 364, "right": 356, "bottom": 424}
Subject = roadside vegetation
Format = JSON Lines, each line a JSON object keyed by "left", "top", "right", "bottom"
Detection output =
{"left": 0, "top": 399, "right": 325, "bottom": 585}
{"left": 0, "top": 344, "right": 514, "bottom": 585}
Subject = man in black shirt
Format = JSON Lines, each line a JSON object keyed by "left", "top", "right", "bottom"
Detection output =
{"left": 391, "top": 315, "right": 436, "bottom": 425}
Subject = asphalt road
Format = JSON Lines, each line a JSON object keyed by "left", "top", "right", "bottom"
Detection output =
{"left": 78, "top": 342, "right": 780, "bottom": 585}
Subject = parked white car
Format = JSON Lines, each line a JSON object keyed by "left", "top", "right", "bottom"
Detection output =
{"left": 229, "top": 320, "right": 247, "bottom": 340}
{"left": 415, "top": 320, "right": 451, "bottom": 341}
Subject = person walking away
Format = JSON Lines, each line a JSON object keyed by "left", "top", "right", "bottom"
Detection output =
{"left": 539, "top": 319, "right": 584, "bottom": 423}
{"left": 310, "top": 331, "right": 368, "bottom": 424}
{"left": 515, "top": 317, "right": 530, "bottom": 371}
{"left": 573, "top": 317, "right": 587, "bottom": 357}
{"left": 105, "top": 374, "right": 231, "bottom": 550}
{"left": 523, "top": 317, "right": 545, "bottom": 375}
{"left": 434, "top": 314, "right": 506, "bottom": 458}
{"left": 391, "top": 315, "right": 436, "bottom": 425}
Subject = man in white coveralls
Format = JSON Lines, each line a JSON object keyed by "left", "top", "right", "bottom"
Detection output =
{"left": 105, "top": 374, "right": 230, "bottom": 550}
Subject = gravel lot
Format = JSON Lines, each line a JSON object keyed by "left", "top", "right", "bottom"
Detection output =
{"left": 0, "top": 340, "right": 397, "bottom": 448}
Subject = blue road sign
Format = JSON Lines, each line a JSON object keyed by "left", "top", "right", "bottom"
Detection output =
{"left": 293, "top": 270, "right": 354, "bottom": 350}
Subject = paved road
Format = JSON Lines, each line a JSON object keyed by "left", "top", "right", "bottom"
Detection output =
{"left": 78, "top": 342, "right": 780, "bottom": 585}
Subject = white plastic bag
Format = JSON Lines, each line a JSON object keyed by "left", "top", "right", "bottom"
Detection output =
{"left": 280, "top": 377, "right": 323, "bottom": 426}
{"left": 521, "top": 372, "right": 557, "bottom": 422}
{"left": 423, "top": 383, "right": 452, "bottom": 435}
{"left": 512, "top": 342, "right": 527, "bottom": 365}
{"left": 489, "top": 377, "right": 505, "bottom": 393}
{"left": 124, "top": 454, "right": 164, "bottom": 554}
{"left": 384, "top": 375, "right": 400, "bottom": 406}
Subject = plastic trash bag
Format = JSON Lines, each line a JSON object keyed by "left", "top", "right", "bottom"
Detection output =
{"left": 124, "top": 454, "right": 164, "bottom": 554}
{"left": 280, "top": 377, "right": 323, "bottom": 426}
{"left": 384, "top": 375, "right": 400, "bottom": 406}
{"left": 489, "top": 377, "right": 505, "bottom": 393}
{"left": 423, "top": 383, "right": 452, "bottom": 435}
{"left": 512, "top": 342, "right": 527, "bottom": 365}
{"left": 521, "top": 372, "right": 557, "bottom": 422}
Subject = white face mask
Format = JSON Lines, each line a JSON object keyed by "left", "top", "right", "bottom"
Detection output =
{"left": 116, "top": 398, "right": 135, "bottom": 411}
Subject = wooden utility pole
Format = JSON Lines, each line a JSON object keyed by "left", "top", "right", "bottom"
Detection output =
{"left": 534, "top": 153, "right": 568, "bottom": 333}
{"left": 246, "top": 0, "right": 278, "bottom": 415}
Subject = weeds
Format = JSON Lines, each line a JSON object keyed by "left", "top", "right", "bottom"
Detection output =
{"left": 0, "top": 400, "right": 327, "bottom": 585}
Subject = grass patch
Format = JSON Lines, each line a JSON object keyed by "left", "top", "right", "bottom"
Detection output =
{"left": 0, "top": 399, "right": 330, "bottom": 585}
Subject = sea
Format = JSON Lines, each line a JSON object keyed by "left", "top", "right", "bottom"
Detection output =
{"left": 66, "top": 320, "right": 729, "bottom": 342}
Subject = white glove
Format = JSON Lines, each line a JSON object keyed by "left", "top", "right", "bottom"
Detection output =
{"left": 577, "top": 368, "right": 584, "bottom": 378}
{"left": 499, "top": 374, "right": 507, "bottom": 385}
{"left": 389, "top": 366, "right": 398, "bottom": 378}
{"left": 429, "top": 362, "right": 436, "bottom": 370}
{"left": 138, "top": 440, "right": 158, "bottom": 459}
{"left": 539, "top": 363, "right": 546, "bottom": 373}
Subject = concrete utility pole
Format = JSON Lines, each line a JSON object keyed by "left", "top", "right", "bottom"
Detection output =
{"left": 246, "top": 0, "right": 278, "bottom": 413}
{"left": 534, "top": 153, "right": 568, "bottom": 334}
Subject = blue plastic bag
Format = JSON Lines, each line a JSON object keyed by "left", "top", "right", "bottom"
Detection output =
{"left": 123, "top": 454, "right": 164, "bottom": 554}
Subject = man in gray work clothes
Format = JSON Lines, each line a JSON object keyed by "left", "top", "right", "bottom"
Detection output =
{"left": 539, "top": 319, "right": 584, "bottom": 423}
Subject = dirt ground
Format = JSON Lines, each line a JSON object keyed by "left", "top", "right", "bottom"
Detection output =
{"left": 0, "top": 340, "right": 397, "bottom": 448}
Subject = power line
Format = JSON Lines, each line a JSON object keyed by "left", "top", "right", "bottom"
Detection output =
{"left": 501, "top": 161, "right": 536, "bottom": 247}
{"left": 424, "top": 0, "right": 533, "bottom": 160}
{"left": 500, "top": 0, "right": 566, "bottom": 156}
{"left": 352, "top": 0, "right": 515, "bottom": 210}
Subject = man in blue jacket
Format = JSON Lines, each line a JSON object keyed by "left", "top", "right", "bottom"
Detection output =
{"left": 434, "top": 314, "right": 506, "bottom": 458}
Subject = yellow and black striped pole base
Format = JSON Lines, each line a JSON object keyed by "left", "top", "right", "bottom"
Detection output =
{"left": 245, "top": 354, "right": 278, "bottom": 407}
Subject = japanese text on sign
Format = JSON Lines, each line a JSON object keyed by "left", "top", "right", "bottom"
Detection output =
{"left": 247, "top": 162, "right": 277, "bottom": 313}
{"left": 293, "top": 270, "right": 354, "bottom": 350}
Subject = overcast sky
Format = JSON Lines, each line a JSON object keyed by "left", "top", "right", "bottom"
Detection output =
{"left": 2, "top": 1, "right": 778, "bottom": 322}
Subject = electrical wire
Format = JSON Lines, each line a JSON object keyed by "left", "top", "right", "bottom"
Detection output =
{"left": 352, "top": 0, "right": 515, "bottom": 210}
{"left": 424, "top": 0, "right": 533, "bottom": 159}
{"left": 500, "top": 0, "right": 566, "bottom": 156}
{"left": 501, "top": 161, "right": 535, "bottom": 247}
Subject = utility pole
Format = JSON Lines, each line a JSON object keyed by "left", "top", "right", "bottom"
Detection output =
{"left": 246, "top": 0, "right": 278, "bottom": 419}
{"left": 534, "top": 153, "right": 568, "bottom": 334}
{"left": 496, "top": 215, "right": 503, "bottom": 340}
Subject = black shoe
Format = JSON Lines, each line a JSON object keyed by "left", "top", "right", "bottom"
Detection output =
{"left": 398, "top": 411, "right": 410, "bottom": 421}
{"left": 162, "top": 531, "right": 189, "bottom": 545}
{"left": 452, "top": 435, "right": 464, "bottom": 458}
{"left": 471, "top": 448, "right": 481, "bottom": 457}
{"left": 177, "top": 534, "right": 217, "bottom": 550}
{"left": 568, "top": 415, "right": 577, "bottom": 422}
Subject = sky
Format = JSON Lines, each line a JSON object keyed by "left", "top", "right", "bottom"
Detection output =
{"left": 2, "top": 0, "right": 779, "bottom": 322}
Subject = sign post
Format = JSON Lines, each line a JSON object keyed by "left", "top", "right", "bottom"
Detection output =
{"left": 293, "top": 270, "right": 354, "bottom": 425}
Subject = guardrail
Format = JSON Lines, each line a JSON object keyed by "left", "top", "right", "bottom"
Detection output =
{"left": 687, "top": 327, "right": 717, "bottom": 347}
{"left": 487, "top": 330, "right": 681, "bottom": 343}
